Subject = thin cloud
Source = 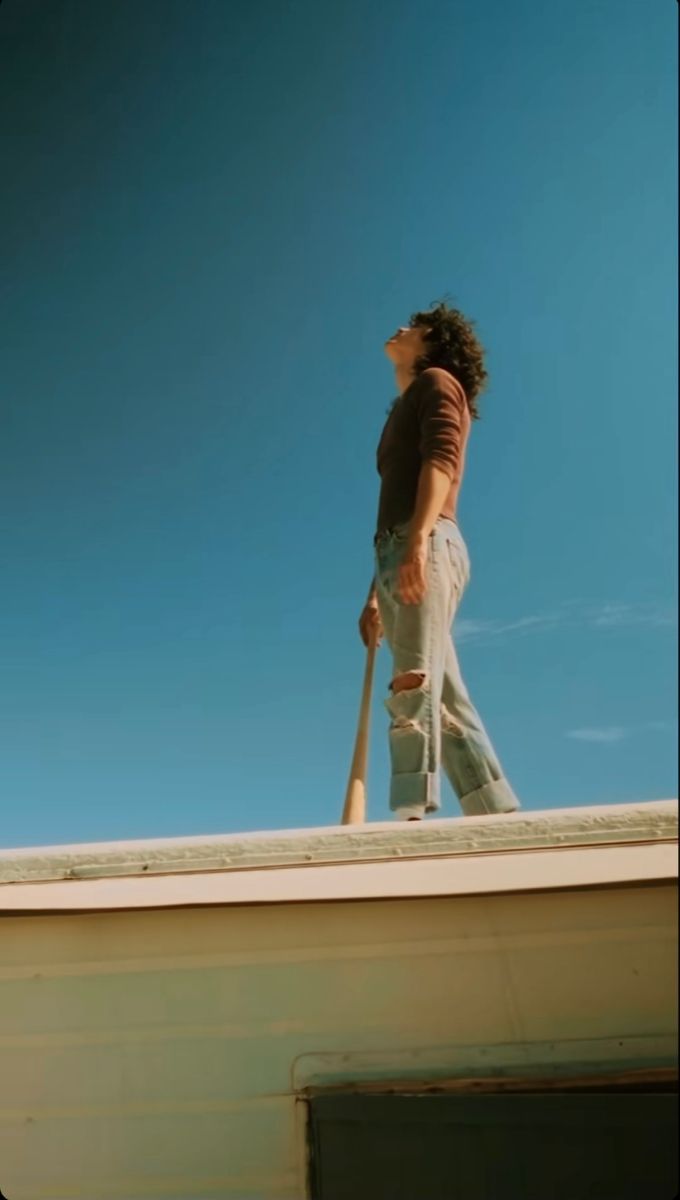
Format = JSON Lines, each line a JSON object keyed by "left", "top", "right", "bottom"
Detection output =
{"left": 587, "top": 602, "right": 676, "bottom": 630}
{"left": 566, "top": 720, "right": 675, "bottom": 744}
{"left": 455, "top": 601, "right": 676, "bottom": 646}
{"left": 454, "top": 613, "right": 561, "bottom": 642}
{"left": 566, "top": 727, "right": 627, "bottom": 744}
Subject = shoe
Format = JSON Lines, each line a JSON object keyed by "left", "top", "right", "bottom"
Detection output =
{"left": 394, "top": 804, "right": 426, "bottom": 821}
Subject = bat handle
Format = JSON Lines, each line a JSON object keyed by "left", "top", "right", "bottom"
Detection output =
{"left": 341, "top": 636, "right": 378, "bottom": 825}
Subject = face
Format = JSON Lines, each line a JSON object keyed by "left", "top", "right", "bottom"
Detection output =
{"left": 384, "top": 323, "right": 431, "bottom": 369}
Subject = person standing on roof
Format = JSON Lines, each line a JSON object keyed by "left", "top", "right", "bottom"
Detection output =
{"left": 359, "top": 300, "right": 520, "bottom": 821}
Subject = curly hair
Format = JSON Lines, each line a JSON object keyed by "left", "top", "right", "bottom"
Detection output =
{"left": 409, "top": 299, "right": 488, "bottom": 420}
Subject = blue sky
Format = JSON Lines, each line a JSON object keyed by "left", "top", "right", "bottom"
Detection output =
{"left": 1, "top": 0, "right": 676, "bottom": 848}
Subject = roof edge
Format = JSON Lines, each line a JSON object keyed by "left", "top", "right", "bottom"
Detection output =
{"left": 0, "top": 800, "right": 677, "bottom": 886}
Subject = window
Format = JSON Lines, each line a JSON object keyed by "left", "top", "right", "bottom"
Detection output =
{"left": 308, "top": 1087, "right": 678, "bottom": 1200}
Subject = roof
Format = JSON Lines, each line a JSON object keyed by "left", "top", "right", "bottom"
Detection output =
{"left": 0, "top": 800, "right": 676, "bottom": 914}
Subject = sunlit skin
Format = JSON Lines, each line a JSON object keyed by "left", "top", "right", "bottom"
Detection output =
{"left": 359, "top": 325, "right": 452, "bottom": 652}
{"left": 383, "top": 325, "right": 430, "bottom": 395}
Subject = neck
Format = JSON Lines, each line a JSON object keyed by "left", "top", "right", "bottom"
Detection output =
{"left": 395, "top": 364, "right": 416, "bottom": 395}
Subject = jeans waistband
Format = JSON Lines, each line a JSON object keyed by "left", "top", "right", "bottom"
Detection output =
{"left": 373, "top": 516, "right": 458, "bottom": 547}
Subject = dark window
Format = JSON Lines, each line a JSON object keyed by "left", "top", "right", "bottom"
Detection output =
{"left": 308, "top": 1090, "right": 678, "bottom": 1200}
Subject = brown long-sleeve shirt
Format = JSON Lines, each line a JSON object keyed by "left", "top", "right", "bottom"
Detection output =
{"left": 375, "top": 366, "right": 470, "bottom": 535}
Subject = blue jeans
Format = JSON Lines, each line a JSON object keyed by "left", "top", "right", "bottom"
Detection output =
{"left": 374, "top": 517, "right": 520, "bottom": 819}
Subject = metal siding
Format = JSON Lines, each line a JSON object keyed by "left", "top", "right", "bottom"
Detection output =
{"left": 0, "top": 885, "right": 677, "bottom": 1198}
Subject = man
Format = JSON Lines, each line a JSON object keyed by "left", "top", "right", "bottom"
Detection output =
{"left": 358, "top": 301, "right": 520, "bottom": 821}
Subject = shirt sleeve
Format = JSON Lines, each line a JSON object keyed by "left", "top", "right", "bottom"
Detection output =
{"left": 414, "top": 368, "right": 466, "bottom": 479}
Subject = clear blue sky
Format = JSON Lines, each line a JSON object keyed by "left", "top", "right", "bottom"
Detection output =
{"left": 1, "top": 0, "right": 676, "bottom": 848}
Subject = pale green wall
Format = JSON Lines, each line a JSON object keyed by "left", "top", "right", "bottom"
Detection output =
{"left": 0, "top": 884, "right": 677, "bottom": 1198}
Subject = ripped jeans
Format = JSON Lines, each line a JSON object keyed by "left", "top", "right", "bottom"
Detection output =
{"left": 374, "top": 517, "right": 520, "bottom": 819}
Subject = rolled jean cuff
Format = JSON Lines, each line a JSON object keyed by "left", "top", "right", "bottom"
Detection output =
{"left": 390, "top": 771, "right": 440, "bottom": 815}
{"left": 460, "top": 778, "right": 520, "bottom": 816}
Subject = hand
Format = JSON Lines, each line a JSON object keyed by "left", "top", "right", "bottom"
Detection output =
{"left": 398, "top": 534, "right": 428, "bottom": 604}
{"left": 358, "top": 596, "right": 383, "bottom": 647}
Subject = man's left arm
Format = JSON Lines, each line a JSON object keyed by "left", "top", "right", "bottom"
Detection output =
{"left": 399, "top": 370, "right": 464, "bottom": 605}
{"left": 398, "top": 463, "right": 452, "bottom": 604}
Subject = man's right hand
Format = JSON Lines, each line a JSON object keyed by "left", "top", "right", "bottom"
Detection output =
{"left": 358, "top": 596, "right": 383, "bottom": 647}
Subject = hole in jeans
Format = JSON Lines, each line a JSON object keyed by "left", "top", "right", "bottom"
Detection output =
{"left": 390, "top": 716, "right": 422, "bottom": 734}
{"left": 442, "top": 705, "right": 465, "bottom": 738}
{"left": 390, "top": 671, "right": 427, "bottom": 693}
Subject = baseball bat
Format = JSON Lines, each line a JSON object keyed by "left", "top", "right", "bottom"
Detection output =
{"left": 341, "top": 633, "right": 378, "bottom": 825}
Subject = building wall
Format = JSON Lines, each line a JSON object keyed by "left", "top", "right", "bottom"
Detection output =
{"left": 0, "top": 882, "right": 676, "bottom": 1199}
